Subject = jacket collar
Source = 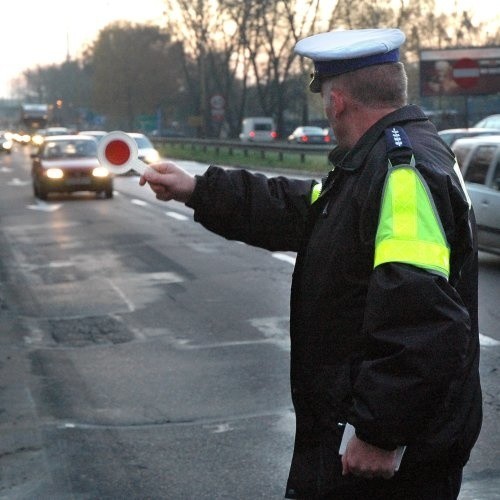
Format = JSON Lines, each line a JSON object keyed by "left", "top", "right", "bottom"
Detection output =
{"left": 328, "top": 105, "right": 428, "bottom": 171}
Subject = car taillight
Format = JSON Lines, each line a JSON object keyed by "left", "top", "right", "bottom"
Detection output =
{"left": 325, "top": 135, "right": 331, "bottom": 142}
{"left": 249, "top": 131, "right": 256, "bottom": 138}
{"left": 301, "top": 135, "right": 309, "bottom": 142}
{"left": 271, "top": 131, "right": 278, "bottom": 139}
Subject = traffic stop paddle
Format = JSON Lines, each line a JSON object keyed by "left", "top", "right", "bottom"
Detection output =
{"left": 98, "top": 131, "right": 148, "bottom": 175}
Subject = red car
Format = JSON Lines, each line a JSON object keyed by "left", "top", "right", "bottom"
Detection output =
{"left": 31, "top": 135, "right": 113, "bottom": 200}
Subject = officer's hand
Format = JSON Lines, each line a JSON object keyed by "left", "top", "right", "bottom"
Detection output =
{"left": 139, "top": 161, "right": 196, "bottom": 203}
{"left": 341, "top": 435, "right": 397, "bottom": 479}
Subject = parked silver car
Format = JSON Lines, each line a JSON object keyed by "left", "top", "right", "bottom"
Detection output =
{"left": 438, "top": 127, "right": 500, "bottom": 147}
{"left": 452, "top": 135, "right": 500, "bottom": 255}
{"left": 474, "top": 114, "right": 500, "bottom": 130}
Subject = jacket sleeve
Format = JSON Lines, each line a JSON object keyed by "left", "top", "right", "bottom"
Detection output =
{"left": 349, "top": 164, "right": 477, "bottom": 450}
{"left": 350, "top": 262, "right": 472, "bottom": 450}
{"left": 185, "top": 165, "right": 315, "bottom": 252}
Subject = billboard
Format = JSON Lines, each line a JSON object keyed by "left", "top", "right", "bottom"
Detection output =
{"left": 420, "top": 47, "right": 500, "bottom": 97}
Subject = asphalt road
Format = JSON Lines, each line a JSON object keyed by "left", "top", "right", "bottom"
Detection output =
{"left": 0, "top": 145, "right": 499, "bottom": 499}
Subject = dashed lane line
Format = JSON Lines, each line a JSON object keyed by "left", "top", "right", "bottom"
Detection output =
{"left": 165, "top": 211, "right": 189, "bottom": 221}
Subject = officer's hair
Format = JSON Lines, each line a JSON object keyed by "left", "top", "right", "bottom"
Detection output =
{"left": 333, "top": 62, "right": 408, "bottom": 108}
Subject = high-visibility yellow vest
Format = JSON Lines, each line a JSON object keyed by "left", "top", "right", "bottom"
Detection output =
{"left": 374, "top": 127, "right": 450, "bottom": 279}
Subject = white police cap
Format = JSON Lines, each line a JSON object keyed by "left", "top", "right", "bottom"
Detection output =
{"left": 294, "top": 28, "right": 406, "bottom": 93}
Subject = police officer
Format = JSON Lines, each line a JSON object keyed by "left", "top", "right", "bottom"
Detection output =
{"left": 140, "top": 28, "right": 482, "bottom": 500}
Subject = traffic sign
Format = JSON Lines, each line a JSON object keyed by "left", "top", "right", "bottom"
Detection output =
{"left": 210, "top": 94, "right": 225, "bottom": 123}
{"left": 452, "top": 58, "right": 480, "bottom": 89}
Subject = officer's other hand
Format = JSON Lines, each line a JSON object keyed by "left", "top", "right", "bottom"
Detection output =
{"left": 341, "top": 435, "right": 397, "bottom": 479}
{"left": 139, "top": 161, "right": 196, "bottom": 203}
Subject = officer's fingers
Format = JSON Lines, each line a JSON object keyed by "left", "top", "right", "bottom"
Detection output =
{"left": 149, "top": 182, "right": 172, "bottom": 198}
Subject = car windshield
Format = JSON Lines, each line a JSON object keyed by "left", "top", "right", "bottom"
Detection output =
{"left": 254, "top": 123, "right": 272, "bottom": 131}
{"left": 301, "top": 127, "right": 324, "bottom": 134}
{"left": 45, "top": 128, "right": 69, "bottom": 136}
{"left": 81, "top": 131, "right": 107, "bottom": 142}
{"left": 475, "top": 116, "right": 500, "bottom": 128}
{"left": 133, "top": 136, "right": 154, "bottom": 148}
{"left": 43, "top": 139, "right": 97, "bottom": 159}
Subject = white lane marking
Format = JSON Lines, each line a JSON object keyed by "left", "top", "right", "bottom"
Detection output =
{"left": 131, "top": 198, "right": 149, "bottom": 207}
{"left": 206, "top": 423, "right": 233, "bottom": 434}
{"left": 106, "top": 278, "right": 135, "bottom": 312}
{"left": 272, "top": 252, "right": 296, "bottom": 265}
{"left": 146, "top": 272, "right": 185, "bottom": 282}
{"left": 8, "top": 177, "right": 30, "bottom": 186}
{"left": 165, "top": 211, "right": 189, "bottom": 221}
{"left": 27, "top": 201, "right": 62, "bottom": 212}
{"left": 177, "top": 339, "right": 276, "bottom": 349}
{"left": 480, "top": 333, "right": 500, "bottom": 347}
{"left": 249, "top": 316, "right": 290, "bottom": 351}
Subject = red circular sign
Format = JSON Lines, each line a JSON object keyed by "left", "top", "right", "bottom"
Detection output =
{"left": 452, "top": 58, "right": 480, "bottom": 89}
{"left": 105, "top": 140, "right": 131, "bottom": 166}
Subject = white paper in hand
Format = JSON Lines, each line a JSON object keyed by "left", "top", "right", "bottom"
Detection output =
{"left": 338, "top": 423, "right": 406, "bottom": 471}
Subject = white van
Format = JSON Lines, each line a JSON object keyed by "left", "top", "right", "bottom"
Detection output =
{"left": 239, "top": 117, "right": 277, "bottom": 142}
{"left": 451, "top": 134, "right": 500, "bottom": 255}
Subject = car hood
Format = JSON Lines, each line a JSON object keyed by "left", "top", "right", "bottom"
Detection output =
{"left": 41, "top": 157, "right": 101, "bottom": 169}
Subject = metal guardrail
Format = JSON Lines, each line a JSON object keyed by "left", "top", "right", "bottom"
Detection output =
{"left": 150, "top": 136, "right": 334, "bottom": 164}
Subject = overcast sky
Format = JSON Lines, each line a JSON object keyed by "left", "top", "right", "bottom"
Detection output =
{"left": 1, "top": 0, "right": 497, "bottom": 99}
{"left": 1, "top": 0, "right": 165, "bottom": 98}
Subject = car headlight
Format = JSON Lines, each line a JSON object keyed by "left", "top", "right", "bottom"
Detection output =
{"left": 46, "top": 168, "right": 64, "bottom": 179}
{"left": 32, "top": 135, "right": 44, "bottom": 145}
{"left": 144, "top": 151, "right": 160, "bottom": 163}
{"left": 92, "top": 167, "right": 110, "bottom": 177}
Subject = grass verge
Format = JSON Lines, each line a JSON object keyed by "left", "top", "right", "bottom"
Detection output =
{"left": 156, "top": 142, "right": 332, "bottom": 175}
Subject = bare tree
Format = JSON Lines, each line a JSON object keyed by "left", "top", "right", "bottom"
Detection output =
{"left": 227, "top": 1, "right": 323, "bottom": 135}
{"left": 162, "top": 0, "right": 246, "bottom": 136}
{"left": 162, "top": 0, "right": 323, "bottom": 137}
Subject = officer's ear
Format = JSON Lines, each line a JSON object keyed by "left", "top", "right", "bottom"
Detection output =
{"left": 331, "top": 88, "right": 346, "bottom": 117}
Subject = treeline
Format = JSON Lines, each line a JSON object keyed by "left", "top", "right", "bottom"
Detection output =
{"left": 13, "top": 0, "right": 499, "bottom": 138}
